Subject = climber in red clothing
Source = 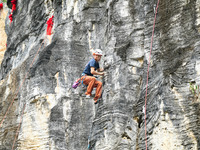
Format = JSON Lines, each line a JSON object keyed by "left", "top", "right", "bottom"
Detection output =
{"left": 81, "top": 49, "right": 105, "bottom": 104}
{"left": 46, "top": 16, "right": 54, "bottom": 35}
{"left": 11, "top": 0, "right": 17, "bottom": 12}
{"left": 9, "top": 14, "right": 12, "bottom": 23}
{"left": 0, "top": 3, "right": 3, "bottom": 10}
{"left": 46, "top": 16, "right": 54, "bottom": 43}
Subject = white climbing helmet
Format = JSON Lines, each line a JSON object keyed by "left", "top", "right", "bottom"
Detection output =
{"left": 93, "top": 49, "right": 103, "bottom": 56}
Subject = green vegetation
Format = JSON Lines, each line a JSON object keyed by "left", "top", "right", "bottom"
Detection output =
{"left": 189, "top": 81, "right": 199, "bottom": 101}
{"left": 2, "top": 0, "right": 7, "bottom": 3}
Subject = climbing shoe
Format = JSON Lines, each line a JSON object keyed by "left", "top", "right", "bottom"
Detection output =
{"left": 94, "top": 99, "right": 98, "bottom": 104}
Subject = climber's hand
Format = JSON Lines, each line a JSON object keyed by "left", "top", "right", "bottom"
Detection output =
{"left": 101, "top": 72, "right": 106, "bottom": 76}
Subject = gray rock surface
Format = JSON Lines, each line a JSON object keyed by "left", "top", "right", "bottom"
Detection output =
{"left": 0, "top": 0, "right": 200, "bottom": 150}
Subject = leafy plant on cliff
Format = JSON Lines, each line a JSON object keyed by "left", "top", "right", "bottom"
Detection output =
{"left": 189, "top": 82, "right": 200, "bottom": 101}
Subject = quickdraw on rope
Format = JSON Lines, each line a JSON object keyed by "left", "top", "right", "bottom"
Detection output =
{"left": 144, "top": 0, "right": 160, "bottom": 150}
{"left": 0, "top": 36, "right": 47, "bottom": 128}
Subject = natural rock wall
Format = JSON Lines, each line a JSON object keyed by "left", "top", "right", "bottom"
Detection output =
{"left": 0, "top": 0, "right": 200, "bottom": 150}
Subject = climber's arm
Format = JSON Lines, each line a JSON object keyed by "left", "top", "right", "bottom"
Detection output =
{"left": 97, "top": 68, "right": 104, "bottom": 72}
{"left": 91, "top": 67, "right": 104, "bottom": 76}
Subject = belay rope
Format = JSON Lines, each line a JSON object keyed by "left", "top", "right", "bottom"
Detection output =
{"left": 87, "top": 1, "right": 160, "bottom": 149}
{"left": 0, "top": 36, "right": 47, "bottom": 149}
{"left": 144, "top": 0, "right": 160, "bottom": 150}
{"left": 14, "top": 38, "right": 47, "bottom": 149}
{"left": 0, "top": 36, "right": 47, "bottom": 126}
{"left": 0, "top": 0, "right": 160, "bottom": 147}
{"left": 0, "top": 14, "right": 54, "bottom": 149}
{"left": 12, "top": 103, "right": 26, "bottom": 150}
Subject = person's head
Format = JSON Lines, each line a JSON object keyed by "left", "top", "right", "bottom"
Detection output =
{"left": 93, "top": 49, "right": 102, "bottom": 62}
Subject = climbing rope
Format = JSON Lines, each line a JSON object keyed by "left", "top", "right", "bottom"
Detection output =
{"left": 0, "top": 12, "right": 53, "bottom": 148}
{"left": 144, "top": 0, "right": 160, "bottom": 150}
{"left": 12, "top": 103, "right": 26, "bottom": 150}
{"left": 11, "top": 38, "right": 46, "bottom": 149}
{"left": 0, "top": 37, "right": 46, "bottom": 128}
{"left": 11, "top": 37, "right": 47, "bottom": 149}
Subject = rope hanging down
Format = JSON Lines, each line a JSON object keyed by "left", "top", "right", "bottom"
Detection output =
{"left": 1, "top": 15, "right": 53, "bottom": 148}
{"left": 0, "top": 37, "right": 47, "bottom": 128}
{"left": 12, "top": 103, "right": 26, "bottom": 150}
{"left": 144, "top": 0, "right": 160, "bottom": 150}
{"left": 4, "top": 37, "right": 47, "bottom": 149}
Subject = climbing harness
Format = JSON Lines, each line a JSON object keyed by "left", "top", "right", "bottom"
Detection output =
{"left": 81, "top": 74, "right": 87, "bottom": 88}
{"left": 81, "top": 73, "right": 88, "bottom": 83}
{"left": 144, "top": 0, "right": 160, "bottom": 150}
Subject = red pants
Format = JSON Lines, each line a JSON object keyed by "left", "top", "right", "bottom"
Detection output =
{"left": 81, "top": 76, "right": 102, "bottom": 100}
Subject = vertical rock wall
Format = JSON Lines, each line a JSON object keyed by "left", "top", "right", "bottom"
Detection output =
{"left": 0, "top": 0, "right": 199, "bottom": 150}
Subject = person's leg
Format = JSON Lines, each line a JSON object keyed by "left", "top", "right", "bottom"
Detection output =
{"left": 81, "top": 76, "right": 96, "bottom": 96}
{"left": 93, "top": 80, "right": 102, "bottom": 100}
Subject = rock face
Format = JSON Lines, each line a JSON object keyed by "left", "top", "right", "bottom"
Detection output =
{"left": 0, "top": 0, "right": 200, "bottom": 150}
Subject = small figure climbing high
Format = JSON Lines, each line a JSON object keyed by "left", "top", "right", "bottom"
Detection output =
{"left": 46, "top": 16, "right": 54, "bottom": 36}
{"left": 0, "top": 3, "right": 3, "bottom": 10}
{"left": 81, "top": 49, "right": 105, "bottom": 104}
{"left": 11, "top": 0, "right": 17, "bottom": 12}
{"left": 9, "top": 14, "right": 12, "bottom": 23}
{"left": 46, "top": 15, "right": 54, "bottom": 43}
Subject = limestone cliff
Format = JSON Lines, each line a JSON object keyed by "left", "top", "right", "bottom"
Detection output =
{"left": 0, "top": 0, "right": 200, "bottom": 150}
